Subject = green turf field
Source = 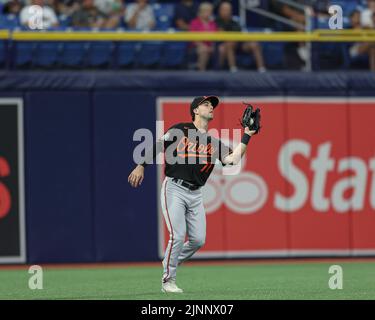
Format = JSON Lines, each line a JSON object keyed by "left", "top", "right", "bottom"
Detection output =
{"left": 0, "top": 261, "right": 374, "bottom": 300}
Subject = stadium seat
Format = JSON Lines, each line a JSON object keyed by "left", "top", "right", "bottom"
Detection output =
{"left": 87, "top": 42, "right": 114, "bottom": 67}
{"left": 153, "top": 3, "right": 175, "bottom": 18}
{"left": 153, "top": 3, "right": 174, "bottom": 30}
{"left": 0, "top": 14, "right": 19, "bottom": 29}
{"left": 117, "top": 42, "right": 138, "bottom": 67}
{"left": 58, "top": 15, "right": 72, "bottom": 28}
{"left": 341, "top": 42, "right": 369, "bottom": 70}
{"left": 137, "top": 42, "right": 163, "bottom": 68}
{"left": 160, "top": 42, "right": 187, "bottom": 68}
{"left": 60, "top": 42, "right": 87, "bottom": 68}
{"left": 262, "top": 42, "right": 285, "bottom": 68}
{"left": 329, "top": 0, "right": 360, "bottom": 17}
{"left": 14, "top": 42, "right": 35, "bottom": 67}
{"left": 0, "top": 41, "right": 5, "bottom": 66}
{"left": 155, "top": 14, "right": 172, "bottom": 30}
{"left": 312, "top": 42, "right": 347, "bottom": 70}
{"left": 237, "top": 53, "right": 255, "bottom": 69}
{"left": 238, "top": 40, "right": 285, "bottom": 70}
{"left": 34, "top": 42, "right": 61, "bottom": 67}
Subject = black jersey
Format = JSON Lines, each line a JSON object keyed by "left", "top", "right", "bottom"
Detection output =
{"left": 161, "top": 122, "right": 232, "bottom": 186}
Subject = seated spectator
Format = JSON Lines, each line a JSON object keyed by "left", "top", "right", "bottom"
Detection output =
{"left": 46, "top": 0, "right": 80, "bottom": 17}
{"left": 2, "top": 0, "right": 23, "bottom": 15}
{"left": 174, "top": 0, "right": 198, "bottom": 31}
{"left": 125, "top": 0, "right": 155, "bottom": 31}
{"left": 20, "top": 0, "right": 59, "bottom": 29}
{"left": 94, "top": 0, "right": 124, "bottom": 29}
{"left": 189, "top": 2, "right": 217, "bottom": 71}
{"left": 270, "top": 0, "right": 329, "bottom": 68}
{"left": 361, "top": 0, "right": 375, "bottom": 28}
{"left": 71, "top": 0, "right": 107, "bottom": 29}
{"left": 349, "top": 9, "right": 375, "bottom": 71}
{"left": 216, "top": 1, "right": 266, "bottom": 72}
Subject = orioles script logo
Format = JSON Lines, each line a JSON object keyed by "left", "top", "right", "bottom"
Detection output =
{"left": 176, "top": 137, "right": 216, "bottom": 158}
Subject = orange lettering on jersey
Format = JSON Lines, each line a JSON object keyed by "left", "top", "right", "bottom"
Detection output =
{"left": 176, "top": 136, "right": 216, "bottom": 158}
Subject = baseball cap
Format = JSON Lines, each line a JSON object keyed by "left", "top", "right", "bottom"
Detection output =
{"left": 190, "top": 96, "right": 219, "bottom": 117}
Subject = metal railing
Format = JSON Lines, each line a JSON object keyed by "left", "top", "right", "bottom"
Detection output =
{"left": 239, "top": 0, "right": 317, "bottom": 70}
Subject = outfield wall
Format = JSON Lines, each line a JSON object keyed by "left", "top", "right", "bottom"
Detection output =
{"left": 0, "top": 71, "right": 374, "bottom": 263}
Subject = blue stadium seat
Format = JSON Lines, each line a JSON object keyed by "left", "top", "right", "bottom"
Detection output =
{"left": 137, "top": 42, "right": 163, "bottom": 67}
{"left": 117, "top": 42, "right": 138, "bottom": 67}
{"left": 0, "top": 14, "right": 19, "bottom": 29}
{"left": 0, "top": 41, "right": 5, "bottom": 66}
{"left": 153, "top": 3, "right": 175, "bottom": 18}
{"left": 155, "top": 14, "right": 172, "bottom": 30}
{"left": 34, "top": 42, "right": 61, "bottom": 67}
{"left": 160, "top": 42, "right": 187, "bottom": 68}
{"left": 14, "top": 42, "right": 35, "bottom": 67}
{"left": 237, "top": 53, "right": 255, "bottom": 69}
{"left": 312, "top": 42, "right": 347, "bottom": 70}
{"left": 153, "top": 3, "right": 174, "bottom": 30}
{"left": 342, "top": 42, "right": 368, "bottom": 70}
{"left": 238, "top": 41, "right": 285, "bottom": 69}
{"left": 87, "top": 42, "right": 113, "bottom": 67}
{"left": 58, "top": 15, "right": 72, "bottom": 28}
{"left": 329, "top": 0, "right": 360, "bottom": 17}
{"left": 60, "top": 42, "right": 87, "bottom": 67}
{"left": 262, "top": 42, "right": 285, "bottom": 68}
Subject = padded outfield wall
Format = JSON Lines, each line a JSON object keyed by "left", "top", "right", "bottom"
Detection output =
{"left": 0, "top": 71, "right": 374, "bottom": 264}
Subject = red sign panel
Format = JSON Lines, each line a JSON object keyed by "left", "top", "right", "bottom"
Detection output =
{"left": 157, "top": 97, "right": 375, "bottom": 258}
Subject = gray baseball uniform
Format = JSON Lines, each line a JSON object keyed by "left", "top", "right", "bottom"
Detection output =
{"left": 160, "top": 176, "right": 206, "bottom": 282}
{"left": 156, "top": 121, "right": 231, "bottom": 283}
{"left": 140, "top": 97, "right": 232, "bottom": 284}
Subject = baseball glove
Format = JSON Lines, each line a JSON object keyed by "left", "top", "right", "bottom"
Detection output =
{"left": 241, "top": 103, "right": 261, "bottom": 134}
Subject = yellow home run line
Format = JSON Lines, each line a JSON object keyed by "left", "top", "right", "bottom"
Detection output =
{"left": 3, "top": 30, "right": 375, "bottom": 42}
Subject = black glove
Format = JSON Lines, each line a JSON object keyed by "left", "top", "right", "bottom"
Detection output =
{"left": 241, "top": 103, "right": 261, "bottom": 134}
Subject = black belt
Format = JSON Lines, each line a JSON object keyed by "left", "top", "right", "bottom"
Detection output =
{"left": 172, "top": 178, "right": 201, "bottom": 191}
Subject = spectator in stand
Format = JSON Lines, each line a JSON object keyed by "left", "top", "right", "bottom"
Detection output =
{"left": 125, "top": 0, "right": 155, "bottom": 31}
{"left": 270, "top": 0, "right": 329, "bottom": 68}
{"left": 2, "top": 0, "right": 23, "bottom": 15}
{"left": 215, "top": 1, "right": 266, "bottom": 72}
{"left": 361, "top": 0, "right": 375, "bottom": 28}
{"left": 94, "top": 0, "right": 124, "bottom": 29}
{"left": 174, "top": 0, "right": 198, "bottom": 31}
{"left": 45, "top": 0, "right": 80, "bottom": 17}
{"left": 349, "top": 9, "right": 375, "bottom": 71}
{"left": 71, "top": 0, "right": 109, "bottom": 29}
{"left": 189, "top": 2, "right": 217, "bottom": 71}
{"left": 20, "top": 0, "right": 59, "bottom": 29}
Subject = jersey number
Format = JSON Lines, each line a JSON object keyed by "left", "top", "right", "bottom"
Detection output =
{"left": 200, "top": 162, "right": 213, "bottom": 173}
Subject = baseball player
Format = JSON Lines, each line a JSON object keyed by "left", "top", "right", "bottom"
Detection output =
{"left": 128, "top": 96, "right": 260, "bottom": 293}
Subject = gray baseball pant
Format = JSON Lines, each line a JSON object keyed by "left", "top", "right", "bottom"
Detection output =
{"left": 160, "top": 177, "right": 206, "bottom": 283}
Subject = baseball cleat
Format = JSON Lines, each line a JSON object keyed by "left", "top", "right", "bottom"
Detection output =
{"left": 161, "top": 280, "right": 183, "bottom": 293}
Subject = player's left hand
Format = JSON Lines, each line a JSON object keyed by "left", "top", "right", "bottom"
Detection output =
{"left": 244, "top": 127, "right": 257, "bottom": 136}
{"left": 241, "top": 103, "right": 261, "bottom": 134}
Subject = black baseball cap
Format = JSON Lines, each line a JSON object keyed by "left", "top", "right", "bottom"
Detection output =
{"left": 190, "top": 96, "right": 219, "bottom": 117}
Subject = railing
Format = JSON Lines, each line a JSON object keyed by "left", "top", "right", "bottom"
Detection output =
{"left": 1, "top": 29, "right": 374, "bottom": 42}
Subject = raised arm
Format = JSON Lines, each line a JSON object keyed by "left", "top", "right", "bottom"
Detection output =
{"left": 221, "top": 127, "right": 256, "bottom": 165}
